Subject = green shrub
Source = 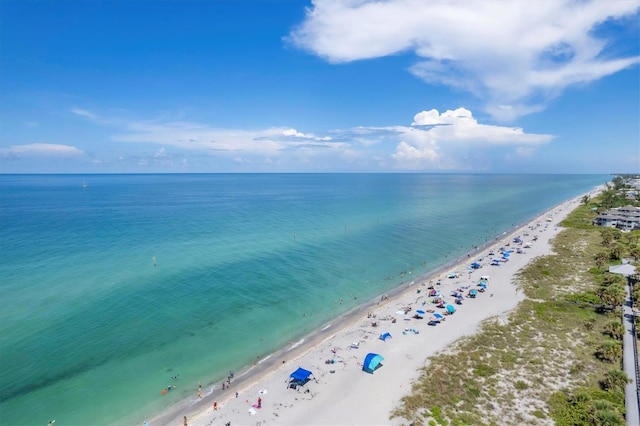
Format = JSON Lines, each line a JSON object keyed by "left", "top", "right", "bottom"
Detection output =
{"left": 531, "top": 409, "right": 546, "bottom": 419}
{"left": 473, "top": 364, "right": 496, "bottom": 377}
{"left": 515, "top": 380, "right": 528, "bottom": 390}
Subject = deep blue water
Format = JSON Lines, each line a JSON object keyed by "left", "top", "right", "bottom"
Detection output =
{"left": 0, "top": 173, "right": 606, "bottom": 425}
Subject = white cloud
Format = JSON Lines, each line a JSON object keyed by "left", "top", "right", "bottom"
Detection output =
{"left": 411, "top": 107, "right": 553, "bottom": 146}
{"left": 71, "top": 108, "right": 98, "bottom": 120}
{"left": 392, "top": 141, "right": 439, "bottom": 164}
{"left": 1, "top": 143, "right": 84, "bottom": 157}
{"left": 388, "top": 107, "right": 554, "bottom": 169}
{"left": 153, "top": 148, "right": 167, "bottom": 158}
{"left": 289, "top": 0, "right": 640, "bottom": 120}
{"left": 109, "top": 120, "right": 347, "bottom": 156}
{"left": 71, "top": 106, "right": 552, "bottom": 171}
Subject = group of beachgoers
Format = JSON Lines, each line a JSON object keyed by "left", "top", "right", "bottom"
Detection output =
{"left": 141, "top": 196, "right": 594, "bottom": 426}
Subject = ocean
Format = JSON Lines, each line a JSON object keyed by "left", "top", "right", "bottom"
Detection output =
{"left": 0, "top": 173, "right": 606, "bottom": 425}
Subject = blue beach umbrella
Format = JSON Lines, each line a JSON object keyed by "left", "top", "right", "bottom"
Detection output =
{"left": 431, "top": 313, "right": 444, "bottom": 321}
{"left": 446, "top": 304, "right": 456, "bottom": 314}
{"left": 416, "top": 309, "right": 426, "bottom": 315}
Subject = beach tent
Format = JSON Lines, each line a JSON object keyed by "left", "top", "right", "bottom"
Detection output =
{"left": 288, "top": 367, "right": 314, "bottom": 388}
{"left": 379, "top": 332, "right": 392, "bottom": 341}
{"left": 471, "top": 262, "right": 481, "bottom": 269}
{"left": 362, "top": 353, "right": 384, "bottom": 374}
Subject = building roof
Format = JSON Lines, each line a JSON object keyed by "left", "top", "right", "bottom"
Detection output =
{"left": 609, "top": 264, "right": 638, "bottom": 276}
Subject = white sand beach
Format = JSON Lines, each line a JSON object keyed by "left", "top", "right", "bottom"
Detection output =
{"left": 153, "top": 190, "right": 599, "bottom": 426}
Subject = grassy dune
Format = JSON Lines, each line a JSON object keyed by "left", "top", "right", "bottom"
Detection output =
{"left": 392, "top": 201, "right": 635, "bottom": 426}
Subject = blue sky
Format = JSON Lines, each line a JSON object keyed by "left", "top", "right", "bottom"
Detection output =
{"left": 1, "top": 0, "right": 638, "bottom": 174}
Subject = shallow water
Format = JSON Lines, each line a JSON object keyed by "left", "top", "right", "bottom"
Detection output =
{"left": 0, "top": 173, "right": 605, "bottom": 425}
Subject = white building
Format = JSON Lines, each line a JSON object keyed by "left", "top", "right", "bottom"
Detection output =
{"left": 593, "top": 205, "right": 640, "bottom": 231}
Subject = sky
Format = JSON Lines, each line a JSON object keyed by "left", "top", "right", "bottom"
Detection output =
{"left": 1, "top": 0, "right": 639, "bottom": 174}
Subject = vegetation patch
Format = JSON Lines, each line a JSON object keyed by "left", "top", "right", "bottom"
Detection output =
{"left": 391, "top": 188, "right": 638, "bottom": 426}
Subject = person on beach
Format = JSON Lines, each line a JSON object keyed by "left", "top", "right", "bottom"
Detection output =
{"left": 213, "top": 401, "right": 218, "bottom": 411}
{"left": 183, "top": 415, "right": 188, "bottom": 426}
{"left": 258, "top": 397, "right": 262, "bottom": 408}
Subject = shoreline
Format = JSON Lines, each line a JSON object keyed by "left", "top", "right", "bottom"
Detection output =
{"left": 148, "top": 187, "right": 601, "bottom": 426}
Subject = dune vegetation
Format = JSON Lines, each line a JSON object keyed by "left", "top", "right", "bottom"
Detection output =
{"left": 392, "top": 184, "right": 640, "bottom": 426}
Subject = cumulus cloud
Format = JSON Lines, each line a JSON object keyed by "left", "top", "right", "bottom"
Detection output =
{"left": 288, "top": 0, "right": 640, "bottom": 120}
{"left": 72, "top": 106, "right": 552, "bottom": 171}
{"left": 389, "top": 107, "right": 554, "bottom": 169}
{"left": 1, "top": 143, "right": 85, "bottom": 158}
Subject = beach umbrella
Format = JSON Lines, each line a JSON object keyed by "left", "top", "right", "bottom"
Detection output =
{"left": 479, "top": 282, "right": 487, "bottom": 289}
{"left": 431, "top": 313, "right": 444, "bottom": 321}
{"left": 416, "top": 309, "right": 426, "bottom": 315}
{"left": 446, "top": 304, "right": 456, "bottom": 314}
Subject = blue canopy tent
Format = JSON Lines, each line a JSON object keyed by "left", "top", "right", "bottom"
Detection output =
{"left": 379, "top": 332, "right": 392, "bottom": 341}
{"left": 362, "top": 353, "right": 384, "bottom": 374}
{"left": 470, "top": 262, "right": 481, "bottom": 269}
{"left": 288, "top": 367, "right": 315, "bottom": 389}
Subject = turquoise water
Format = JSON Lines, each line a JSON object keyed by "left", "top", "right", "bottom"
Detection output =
{"left": 0, "top": 173, "right": 606, "bottom": 425}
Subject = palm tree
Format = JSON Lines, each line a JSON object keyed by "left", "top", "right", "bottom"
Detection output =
{"left": 600, "top": 229, "right": 615, "bottom": 248}
{"left": 603, "top": 321, "right": 624, "bottom": 340}
{"left": 597, "top": 284, "right": 626, "bottom": 310}
{"left": 609, "top": 245, "right": 623, "bottom": 261}
{"left": 595, "top": 340, "right": 623, "bottom": 363}
{"left": 593, "top": 407, "right": 625, "bottom": 426}
{"left": 600, "top": 369, "right": 630, "bottom": 391}
{"left": 601, "top": 189, "right": 617, "bottom": 209}
{"left": 595, "top": 251, "right": 609, "bottom": 268}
